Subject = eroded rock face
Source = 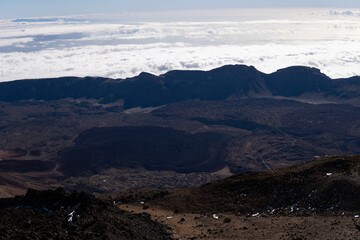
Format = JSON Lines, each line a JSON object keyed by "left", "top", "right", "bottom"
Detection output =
{"left": 0, "top": 188, "right": 172, "bottom": 240}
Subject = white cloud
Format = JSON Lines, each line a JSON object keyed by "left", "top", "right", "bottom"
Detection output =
{"left": 0, "top": 37, "right": 33, "bottom": 47}
{"left": 0, "top": 9, "right": 360, "bottom": 82}
{"left": 329, "top": 10, "right": 360, "bottom": 17}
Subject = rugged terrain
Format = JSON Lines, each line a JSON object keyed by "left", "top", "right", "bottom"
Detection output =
{"left": 2, "top": 156, "right": 359, "bottom": 239}
{"left": 0, "top": 65, "right": 359, "bottom": 196}
{"left": 0, "top": 188, "right": 172, "bottom": 240}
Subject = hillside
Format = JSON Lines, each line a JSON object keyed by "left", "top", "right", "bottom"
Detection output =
{"left": 120, "top": 155, "right": 360, "bottom": 214}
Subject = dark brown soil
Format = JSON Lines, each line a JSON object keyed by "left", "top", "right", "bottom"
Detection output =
{"left": 0, "top": 188, "right": 173, "bottom": 240}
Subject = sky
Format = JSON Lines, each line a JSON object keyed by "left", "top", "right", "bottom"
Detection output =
{"left": 0, "top": 1, "right": 360, "bottom": 82}
{"left": 1, "top": 0, "right": 360, "bottom": 19}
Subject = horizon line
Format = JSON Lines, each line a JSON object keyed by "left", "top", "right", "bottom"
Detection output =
{"left": 3, "top": 64, "right": 359, "bottom": 84}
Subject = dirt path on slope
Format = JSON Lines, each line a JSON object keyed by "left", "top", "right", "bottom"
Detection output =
{"left": 119, "top": 204, "right": 360, "bottom": 240}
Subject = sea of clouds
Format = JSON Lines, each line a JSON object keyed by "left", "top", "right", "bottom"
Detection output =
{"left": 0, "top": 9, "right": 360, "bottom": 82}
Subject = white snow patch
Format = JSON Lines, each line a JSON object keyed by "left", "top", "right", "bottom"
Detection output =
{"left": 68, "top": 210, "right": 75, "bottom": 223}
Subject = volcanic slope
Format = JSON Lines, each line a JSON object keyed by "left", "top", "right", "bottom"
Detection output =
{"left": 110, "top": 155, "right": 360, "bottom": 215}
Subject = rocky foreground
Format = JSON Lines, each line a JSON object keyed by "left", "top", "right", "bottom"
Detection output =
{"left": 0, "top": 188, "right": 172, "bottom": 240}
{"left": 1, "top": 156, "right": 360, "bottom": 239}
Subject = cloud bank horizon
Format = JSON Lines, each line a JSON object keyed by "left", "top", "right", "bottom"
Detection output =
{"left": 0, "top": 9, "right": 360, "bottom": 82}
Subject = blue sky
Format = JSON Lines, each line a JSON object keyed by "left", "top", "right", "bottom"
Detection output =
{"left": 1, "top": 0, "right": 360, "bottom": 19}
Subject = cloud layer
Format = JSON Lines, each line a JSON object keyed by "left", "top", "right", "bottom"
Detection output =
{"left": 1, "top": 9, "right": 360, "bottom": 82}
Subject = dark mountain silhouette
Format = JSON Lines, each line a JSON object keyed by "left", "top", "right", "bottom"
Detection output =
{"left": 265, "top": 66, "right": 333, "bottom": 96}
{"left": 161, "top": 65, "right": 266, "bottom": 101}
{"left": 0, "top": 65, "right": 359, "bottom": 108}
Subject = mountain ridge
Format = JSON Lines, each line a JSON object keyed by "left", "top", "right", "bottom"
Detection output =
{"left": 1, "top": 65, "right": 359, "bottom": 108}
